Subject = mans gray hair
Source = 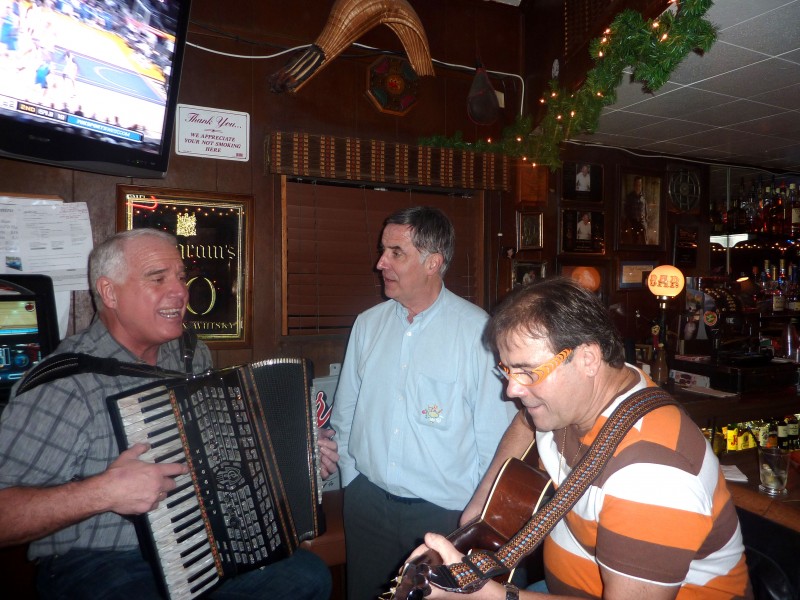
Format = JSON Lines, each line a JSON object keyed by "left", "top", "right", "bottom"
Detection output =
{"left": 89, "top": 229, "right": 178, "bottom": 309}
{"left": 384, "top": 206, "right": 455, "bottom": 276}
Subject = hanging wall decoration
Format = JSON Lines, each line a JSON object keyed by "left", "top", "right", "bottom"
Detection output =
{"left": 269, "top": 0, "right": 434, "bottom": 94}
{"left": 366, "top": 56, "right": 420, "bottom": 115}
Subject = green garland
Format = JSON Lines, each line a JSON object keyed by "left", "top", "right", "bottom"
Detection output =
{"left": 419, "top": 0, "right": 717, "bottom": 170}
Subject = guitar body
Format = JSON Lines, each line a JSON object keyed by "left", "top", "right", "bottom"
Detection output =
{"left": 386, "top": 442, "right": 553, "bottom": 599}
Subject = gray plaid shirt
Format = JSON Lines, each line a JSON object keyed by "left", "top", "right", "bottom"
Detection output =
{"left": 0, "top": 320, "right": 212, "bottom": 559}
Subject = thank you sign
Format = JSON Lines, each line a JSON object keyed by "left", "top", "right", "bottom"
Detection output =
{"left": 175, "top": 104, "right": 250, "bottom": 161}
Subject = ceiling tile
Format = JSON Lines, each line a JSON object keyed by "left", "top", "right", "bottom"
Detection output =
{"left": 571, "top": 1, "right": 800, "bottom": 172}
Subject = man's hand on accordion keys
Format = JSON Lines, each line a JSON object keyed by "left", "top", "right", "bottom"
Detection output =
{"left": 103, "top": 442, "right": 188, "bottom": 515}
{"left": 317, "top": 427, "right": 339, "bottom": 480}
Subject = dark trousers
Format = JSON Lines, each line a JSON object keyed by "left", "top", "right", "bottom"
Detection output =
{"left": 343, "top": 474, "right": 461, "bottom": 600}
{"left": 36, "top": 547, "right": 331, "bottom": 600}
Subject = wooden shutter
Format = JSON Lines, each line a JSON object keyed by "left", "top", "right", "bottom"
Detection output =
{"left": 282, "top": 178, "right": 484, "bottom": 336}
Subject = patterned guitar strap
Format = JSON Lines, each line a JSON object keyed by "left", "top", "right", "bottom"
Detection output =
{"left": 425, "top": 386, "right": 677, "bottom": 594}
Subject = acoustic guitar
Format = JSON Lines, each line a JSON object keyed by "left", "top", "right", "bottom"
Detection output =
{"left": 384, "top": 442, "right": 553, "bottom": 600}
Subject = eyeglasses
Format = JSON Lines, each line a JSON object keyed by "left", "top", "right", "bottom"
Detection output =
{"left": 495, "top": 348, "right": 572, "bottom": 387}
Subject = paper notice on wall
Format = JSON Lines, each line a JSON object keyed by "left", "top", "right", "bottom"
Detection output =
{"left": 175, "top": 104, "right": 250, "bottom": 162}
{"left": 0, "top": 200, "right": 93, "bottom": 292}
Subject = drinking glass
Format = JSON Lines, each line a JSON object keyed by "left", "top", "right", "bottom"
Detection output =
{"left": 758, "top": 446, "right": 790, "bottom": 496}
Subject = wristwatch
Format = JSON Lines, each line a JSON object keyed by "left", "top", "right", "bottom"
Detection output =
{"left": 504, "top": 583, "right": 520, "bottom": 600}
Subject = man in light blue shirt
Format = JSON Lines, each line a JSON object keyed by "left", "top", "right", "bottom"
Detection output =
{"left": 331, "top": 206, "right": 515, "bottom": 600}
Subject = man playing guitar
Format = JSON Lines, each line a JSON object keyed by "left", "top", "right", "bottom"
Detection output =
{"left": 398, "top": 277, "right": 752, "bottom": 600}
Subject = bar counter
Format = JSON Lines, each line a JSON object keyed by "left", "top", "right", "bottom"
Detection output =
{"left": 719, "top": 447, "right": 800, "bottom": 534}
{"left": 670, "top": 384, "right": 800, "bottom": 533}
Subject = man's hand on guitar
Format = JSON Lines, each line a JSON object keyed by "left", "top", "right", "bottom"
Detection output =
{"left": 419, "top": 532, "right": 462, "bottom": 564}
{"left": 390, "top": 534, "right": 507, "bottom": 600}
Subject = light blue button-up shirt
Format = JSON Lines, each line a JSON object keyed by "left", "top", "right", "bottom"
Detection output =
{"left": 331, "top": 286, "right": 515, "bottom": 511}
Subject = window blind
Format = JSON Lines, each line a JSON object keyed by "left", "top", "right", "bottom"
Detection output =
{"left": 282, "top": 178, "right": 485, "bottom": 336}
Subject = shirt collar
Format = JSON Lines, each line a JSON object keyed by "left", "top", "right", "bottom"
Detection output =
{"left": 394, "top": 285, "right": 446, "bottom": 327}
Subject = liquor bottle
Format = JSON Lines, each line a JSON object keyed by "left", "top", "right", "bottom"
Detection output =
{"left": 785, "top": 414, "right": 799, "bottom": 449}
{"left": 746, "top": 180, "right": 762, "bottom": 233}
{"left": 750, "top": 419, "right": 770, "bottom": 448}
{"left": 760, "top": 185, "right": 772, "bottom": 233}
{"left": 772, "top": 284, "right": 786, "bottom": 312}
{"left": 650, "top": 343, "right": 669, "bottom": 386}
{"left": 778, "top": 259, "right": 787, "bottom": 284}
{"left": 769, "top": 185, "right": 786, "bottom": 235}
{"left": 777, "top": 417, "right": 790, "bottom": 449}
{"left": 790, "top": 183, "right": 800, "bottom": 237}
{"left": 788, "top": 282, "right": 800, "bottom": 312}
{"left": 759, "top": 260, "right": 772, "bottom": 297}
{"left": 725, "top": 423, "right": 738, "bottom": 453}
{"left": 767, "top": 419, "right": 779, "bottom": 448}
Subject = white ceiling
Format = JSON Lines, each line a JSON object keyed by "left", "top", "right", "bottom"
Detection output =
{"left": 568, "top": 0, "right": 800, "bottom": 175}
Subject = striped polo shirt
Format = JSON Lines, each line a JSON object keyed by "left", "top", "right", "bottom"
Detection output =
{"left": 536, "top": 367, "right": 752, "bottom": 599}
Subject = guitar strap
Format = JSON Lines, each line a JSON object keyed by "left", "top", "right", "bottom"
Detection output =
{"left": 427, "top": 386, "right": 677, "bottom": 593}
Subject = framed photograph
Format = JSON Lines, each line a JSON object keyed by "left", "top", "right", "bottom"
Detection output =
{"left": 117, "top": 185, "right": 254, "bottom": 349}
{"left": 561, "top": 209, "right": 605, "bottom": 254}
{"left": 511, "top": 260, "right": 546, "bottom": 288}
{"left": 517, "top": 210, "right": 543, "bottom": 250}
{"left": 515, "top": 161, "right": 548, "bottom": 204}
{"left": 562, "top": 161, "right": 603, "bottom": 201}
{"left": 616, "top": 169, "right": 664, "bottom": 249}
{"left": 558, "top": 258, "right": 608, "bottom": 303}
{"left": 618, "top": 260, "right": 658, "bottom": 290}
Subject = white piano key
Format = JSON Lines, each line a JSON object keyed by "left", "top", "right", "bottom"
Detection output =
{"left": 114, "top": 387, "right": 171, "bottom": 409}
{"left": 148, "top": 495, "right": 200, "bottom": 533}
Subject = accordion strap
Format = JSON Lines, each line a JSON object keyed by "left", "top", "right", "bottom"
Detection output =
{"left": 428, "top": 386, "right": 677, "bottom": 593}
{"left": 15, "top": 353, "right": 186, "bottom": 396}
{"left": 15, "top": 331, "right": 199, "bottom": 396}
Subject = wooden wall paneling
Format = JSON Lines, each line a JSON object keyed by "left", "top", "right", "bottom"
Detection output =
{"left": 0, "top": 0, "right": 526, "bottom": 374}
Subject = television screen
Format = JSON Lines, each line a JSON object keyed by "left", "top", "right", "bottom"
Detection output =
{"left": 0, "top": 0, "right": 192, "bottom": 178}
{"left": 0, "top": 274, "right": 60, "bottom": 412}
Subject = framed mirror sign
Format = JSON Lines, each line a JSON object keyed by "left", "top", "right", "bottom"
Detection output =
{"left": 116, "top": 185, "right": 254, "bottom": 348}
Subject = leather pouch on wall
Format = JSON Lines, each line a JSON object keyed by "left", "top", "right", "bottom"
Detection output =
{"left": 467, "top": 65, "right": 500, "bottom": 125}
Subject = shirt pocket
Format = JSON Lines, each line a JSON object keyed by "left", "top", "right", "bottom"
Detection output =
{"left": 413, "top": 372, "right": 458, "bottom": 430}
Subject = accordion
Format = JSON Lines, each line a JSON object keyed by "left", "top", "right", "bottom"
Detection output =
{"left": 107, "top": 358, "right": 325, "bottom": 600}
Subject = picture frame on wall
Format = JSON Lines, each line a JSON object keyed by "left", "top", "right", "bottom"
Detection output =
{"left": 517, "top": 210, "right": 543, "bottom": 250}
{"left": 511, "top": 260, "right": 547, "bottom": 288}
{"left": 618, "top": 260, "right": 658, "bottom": 290}
{"left": 616, "top": 169, "right": 664, "bottom": 249}
{"left": 558, "top": 258, "right": 608, "bottom": 303}
{"left": 561, "top": 209, "right": 605, "bottom": 254}
{"left": 562, "top": 161, "right": 603, "bottom": 201}
{"left": 117, "top": 185, "right": 254, "bottom": 349}
{"left": 516, "top": 162, "right": 548, "bottom": 204}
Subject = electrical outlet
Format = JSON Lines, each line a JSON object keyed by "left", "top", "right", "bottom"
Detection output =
{"left": 329, "top": 363, "right": 341, "bottom": 376}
